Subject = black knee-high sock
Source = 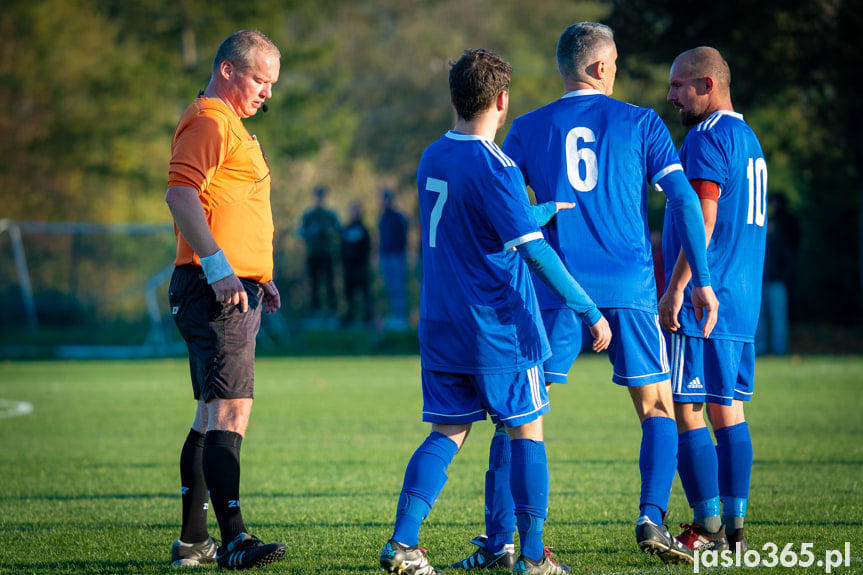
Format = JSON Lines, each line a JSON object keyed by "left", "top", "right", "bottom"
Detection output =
{"left": 179, "top": 429, "right": 209, "bottom": 543}
{"left": 203, "top": 430, "right": 247, "bottom": 543}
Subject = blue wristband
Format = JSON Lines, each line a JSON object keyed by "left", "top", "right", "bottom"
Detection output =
{"left": 200, "top": 249, "right": 234, "bottom": 284}
{"left": 532, "top": 202, "right": 558, "bottom": 227}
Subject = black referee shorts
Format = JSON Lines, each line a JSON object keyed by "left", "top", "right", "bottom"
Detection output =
{"left": 169, "top": 264, "right": 263, "bottom": 401}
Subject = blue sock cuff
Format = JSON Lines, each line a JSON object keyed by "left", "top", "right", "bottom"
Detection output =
{"left": 693, "top": 497, "right": 722, "bottom": 520}
{"left": 714, "top": 421, "right": 748, "bottom": 441}
{"left": 679, "top": 426, "right": 713, "bottom": 449}
{"left": 642, "top": 415, "right": 677, "bottom": 435}
{"left": 489, "top": 433, "right": 511, "bottom": 467}
{"left": 426, "top": 431, "right": 460, "bottom": 460}
{"left": 511, "top": 439, "right": 546, "bottom": 464}
{"left": 721, "top": 496, "right": 748, "bottom": 518}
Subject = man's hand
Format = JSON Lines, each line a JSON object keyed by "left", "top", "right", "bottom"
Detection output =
{"left": 691, "top": 285, "right": 719, "bottom": 338}
{"left": 588, "top": 315, "right": 612, "bottom": 352}
{"left": 262, "top": 281, "right": 281, "bottom": 313}
{"left": 555, "top": 201, "right": 576, "bottom": 212}
{"left": 211, "top": 274, "right": 249, "bottom": 313}
{"left": 658, "top": 288, "right": 684, "bottom": 332}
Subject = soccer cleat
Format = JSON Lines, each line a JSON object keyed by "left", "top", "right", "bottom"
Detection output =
{"left": 216, "top": 532, "right": 286, "bottom": 570}
{"left": 726, "top": 527, "right": 749, "bottom": 554}
{"left": 635, "top": 516, "right": 694, "bottom": 565}
{"left": 450, "top": 534, "right": 516, "bottom": 570}
{"left": 676, "top": 523, "right": 729, "bottom": 552}
{"left": 379, "top": 539, "right": 441, "bottom": 575}
{"left": 171, "top": 536, "right": 218, "bottom": 567}
{"left": 512, "top": 548, "right": 571, "bottom": 575}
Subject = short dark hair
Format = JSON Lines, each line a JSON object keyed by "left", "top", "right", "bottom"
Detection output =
{"left": 449, "top": 49, "right": 512, "bottom": 121}
{"left": 212, "top": 30, "right": 280, "bottom": 76}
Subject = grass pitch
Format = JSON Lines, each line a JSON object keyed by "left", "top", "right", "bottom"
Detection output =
{"left": 0, "top": 355, "right": 861, "bottom": 574}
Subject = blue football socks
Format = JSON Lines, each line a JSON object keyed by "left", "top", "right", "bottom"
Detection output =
{"left": 716, "top": 422, "right": 753, "bottom": 531}
{"left": 510, "top": 438, "right": 548, "bottom": 562}
{"left": 639, "top": 416, "right": 678, "bottom": 526}
{"left": 392, "top": 431, "right": 458, "bottom": 547}
{"left": 485, "top": 423, "right": 515, "bottom": 554}
{"left": 678, "top": 426, "right": 721, "bottom": 532}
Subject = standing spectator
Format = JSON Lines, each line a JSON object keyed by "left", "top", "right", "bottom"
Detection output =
{"left": 340, "top": 202, "right": 373, "bottom": 326}
{"left": 660, "top": 46, "right": 767, "bottom": 556}
{"left": 299, "top": 185, "right": 340, "bottom": 318}
{"left": 756, "top": 192, "right": 800, "bottom": 355}
{"left": 378, "top": 188, "right": 409, "bottom": 329}
{"left": 165, "top": 29, "right": 286, "bottom": 570}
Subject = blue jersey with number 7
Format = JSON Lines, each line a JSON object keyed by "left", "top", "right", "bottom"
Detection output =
{"left": 662, "top": 110, "right": 767, "bottom": 341}
{"left": 416, "top": 131, "right": 551, "bottom": 374}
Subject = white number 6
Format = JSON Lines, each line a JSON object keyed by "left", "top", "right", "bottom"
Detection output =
{"left": 565, "top": 127, "right": 598, "bottom": 192}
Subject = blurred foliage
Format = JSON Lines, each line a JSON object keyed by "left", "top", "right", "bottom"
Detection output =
{"left": 606, "top": 0, "right": 863, "bottom": 323}
{"left": 0, "top": 0, "right": 860, "bottom": 324}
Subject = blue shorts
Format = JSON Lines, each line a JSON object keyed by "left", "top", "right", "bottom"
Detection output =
{"left": 421, "top": 365, "right": 549, "bottom": 428}
{"left": 542, "top": 308, "right": 588, "bottom": 384}
{"left": 667, "top": 332, "right": 755, "bottom": 405}
{"left": 542, "top": 307, "right": 668, "bottom": 387}
{"left": 603, "top": 308, "right": 670, "bottom": 387}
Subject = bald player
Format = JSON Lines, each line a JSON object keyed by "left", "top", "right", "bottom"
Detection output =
{"left": 660, "top": 46, "right": 767, "bottom": 555}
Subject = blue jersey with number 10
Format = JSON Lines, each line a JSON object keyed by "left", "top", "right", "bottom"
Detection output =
{"left": 503, "top": 89, "right": 685, "bottom": 313}
{"left": 416, "top": 131, "right": 551, "bottom": 374}
{"left": 662, "top": 110, "right": 767, "bottom": 342}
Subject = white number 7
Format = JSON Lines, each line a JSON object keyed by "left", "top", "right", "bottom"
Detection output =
{"left": 426, "top": 177, "right": 448, "bottom": 248}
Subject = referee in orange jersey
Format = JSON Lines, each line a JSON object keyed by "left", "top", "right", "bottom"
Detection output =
{"left": 165, "top": 30, "right": 285, "bottom": 571}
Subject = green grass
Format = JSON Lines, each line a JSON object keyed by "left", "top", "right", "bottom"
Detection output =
{"left": 0, "top": 355, "right": 861, "bottom": 574}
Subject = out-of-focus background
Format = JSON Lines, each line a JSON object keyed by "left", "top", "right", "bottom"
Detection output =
{"left": 1, "top": 0, "right": 860, "bottom": 357}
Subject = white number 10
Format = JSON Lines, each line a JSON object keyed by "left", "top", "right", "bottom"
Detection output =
{"left": 425, "top": 177, "right": 448, "bottom": 247}
{"left": 747, "top": 157, "right": 767, "bottom": 227}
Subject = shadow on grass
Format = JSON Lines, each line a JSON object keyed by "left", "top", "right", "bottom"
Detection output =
{"left": 2, "top": 560, "right": 163, "bottom": 574}
{"left": 0, "top": 490, "right": 397, "bottom": 503}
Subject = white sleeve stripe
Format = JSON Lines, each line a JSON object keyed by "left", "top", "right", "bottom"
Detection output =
{"left": 651, "top": 163, "right": 683, "bottom": 187}
{"left": 480, "top": 139, "right": 516, "bottom": 168}
{"left": 504, "top": 231, "right": 544, "bottom": 251}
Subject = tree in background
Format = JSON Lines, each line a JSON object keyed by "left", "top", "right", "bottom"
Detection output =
{"left": 608, "top": 0, "right": 863, "bottom": 324}
{"left": 1, "top": 0, "right": 860, "bottom": 327}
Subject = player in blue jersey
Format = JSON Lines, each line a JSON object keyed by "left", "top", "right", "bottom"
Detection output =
{"left": 451, "top": 22, "right": 719, "bottom": 569}
{"left": 378, "top": 48, "right": 610, "bottom": 575}
{"left": 659, "top": 47, "right": 766, "bottom": 555}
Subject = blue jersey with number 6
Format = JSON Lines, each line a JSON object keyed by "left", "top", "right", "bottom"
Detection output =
{"left": 416, "top": 131, "right": 550, "bottom": 374}
{"left": 503, "top": 89, "right": 685, "bottom": 314}
{"left": 662, "top": 110, "right": 767, "bottom": 341}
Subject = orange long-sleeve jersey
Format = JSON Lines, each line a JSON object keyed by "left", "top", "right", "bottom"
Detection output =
{"left": 168, "top": 97, "right": 274, "bottom": 283}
